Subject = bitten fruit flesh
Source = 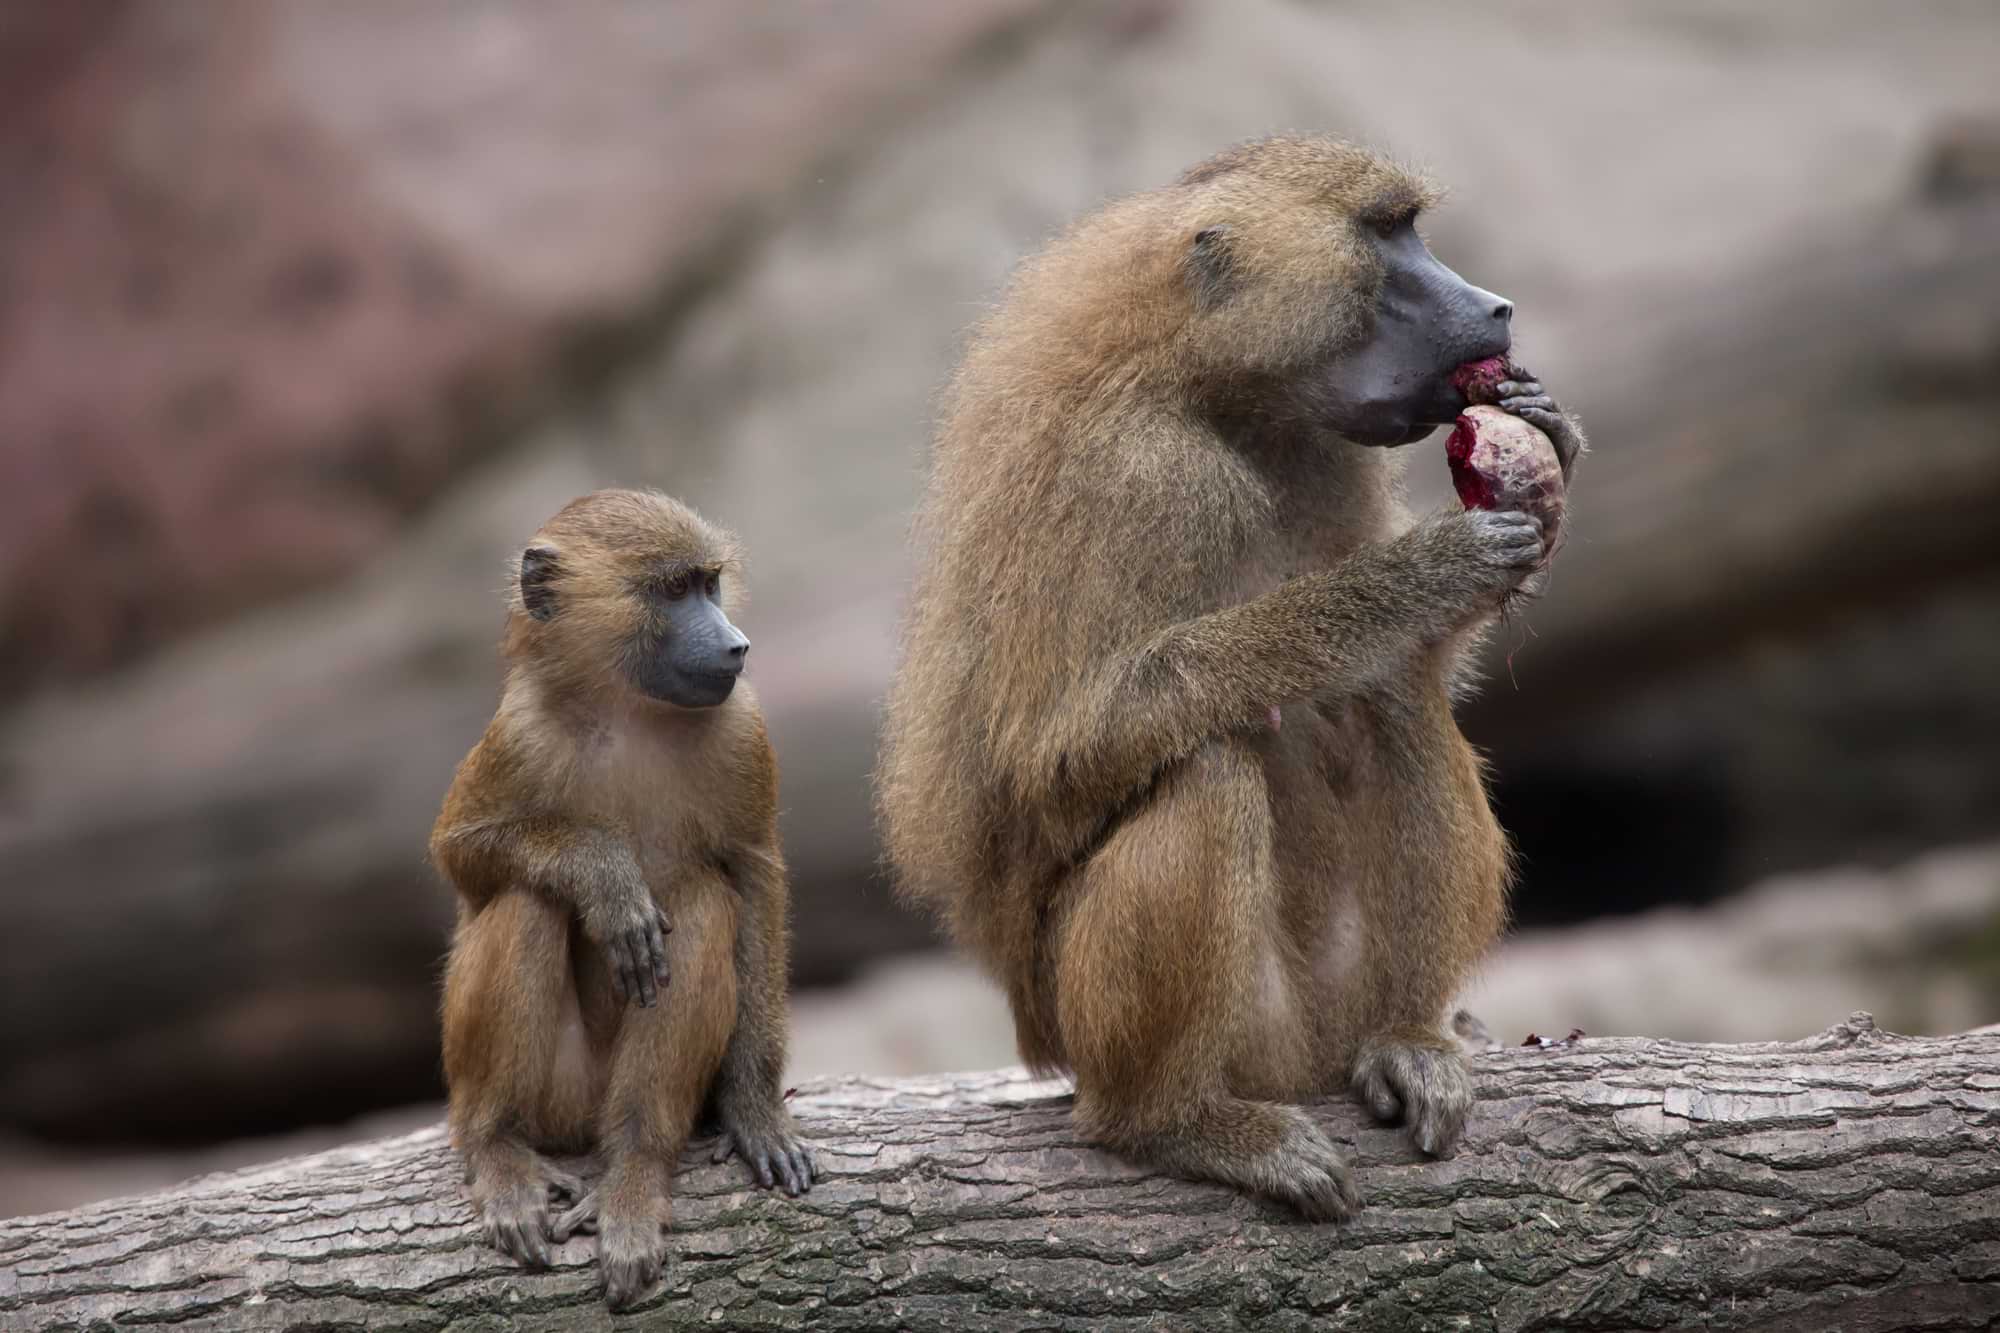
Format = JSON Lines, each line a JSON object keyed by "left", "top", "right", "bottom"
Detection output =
{"left": 1448, "top": 356, "right": 1511, "bottom": 407}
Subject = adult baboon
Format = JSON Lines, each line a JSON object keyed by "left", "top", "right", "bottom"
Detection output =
{"left": 879, "top": 137, "right": 1582, "bottom": 1218}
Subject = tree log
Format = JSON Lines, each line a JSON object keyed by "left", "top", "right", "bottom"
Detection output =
{"left": 4, "top": 1017, "right": 1996, "bottom": 1331}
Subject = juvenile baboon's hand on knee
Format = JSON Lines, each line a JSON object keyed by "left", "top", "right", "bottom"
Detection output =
{"left": 582, "top": 892, "right": 671, "bottom": 1008}
{"left": 713, "top": 1106, "right": 817, "bottom": 1197}
{"left": 1351, "top": 1035, "right": 1474, "bottom": 1157}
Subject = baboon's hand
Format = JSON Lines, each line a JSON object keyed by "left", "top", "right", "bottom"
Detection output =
{"left": 582, "top": 892, "right": 671, "bottom": 1008}
{"left": 1492, "top": 365, "right": 1586, "bottom": 481}
{"left": 1409, "top": 508, "right": 1545, "bottom": 621}
{"left": 713, "top": 1108, "right": 817, "bottom": 1197}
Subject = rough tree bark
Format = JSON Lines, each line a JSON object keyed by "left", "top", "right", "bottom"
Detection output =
{"left": 2, "top": 1016, "right": 1995, "bottom": 1332}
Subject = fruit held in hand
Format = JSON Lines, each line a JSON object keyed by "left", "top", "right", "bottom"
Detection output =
{"left": 1447, "top": 405, "right": 1566, "bottom": 560}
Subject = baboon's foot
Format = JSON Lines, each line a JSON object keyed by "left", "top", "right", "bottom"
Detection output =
{"left": 1097, "top": 1097, "right": 1361, "bottom": 1223}
{"left": 1451, "top": 1006, "right": 1499, "bottom": 1055}
{"left": 467, "top": 1144, "right": 585, "bottom": 1269}
{"left": 1351, "top": 1034, "right": 1473, "bottom": 1156}
{"left": 1234, "top": 1104, "right": 1363, "bottom": 1222}
{"left": 597, "top": 1207, "right": 669, "bottom": 1311}
{"left": 549, "top": 1188, "right": 597, "bottom": 1241}
{"left": 590, "top": 1160, "right": 672, "bottom": 1311}
{"left": 712, "top": 1101, "right": 817, "bottom": 1196}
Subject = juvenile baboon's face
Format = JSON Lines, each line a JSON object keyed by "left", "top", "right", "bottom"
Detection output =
{"left": 620, "top": 563, "right": 749, "bottom": 708}
{"left": 511, "top": 490, "right": 749, "bottom": 709}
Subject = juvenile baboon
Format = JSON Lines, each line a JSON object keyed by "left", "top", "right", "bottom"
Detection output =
{"left": 433, "top": 489, "right": 813, "bottom": 1309}
{"left": 879, "top": 136, "right": 1583, "bottom": 1219}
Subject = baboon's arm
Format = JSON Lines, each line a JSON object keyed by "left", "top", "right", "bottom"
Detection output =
{"left": 1030, "top": 509, "right": 1533, "bottom": 807}
{"left": 707, "top": 845, "right": 814, "bottom": 1195}
{"left": 430, "top": 815, "right": 639, "bottom": 912}
{"left": 430, "top": 815, "right": 668, "bottom": 1008}
{"left": 712, "top": 846, "right": 789, "bottom": 1111}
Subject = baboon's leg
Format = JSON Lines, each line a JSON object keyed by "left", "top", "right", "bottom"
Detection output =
{"left": 555, "top": 874, "right": 739, "bottom": 1311}
{"left": 1056, "top": 741, "right": 1357, "bottom": 1221}
{"left": 441, "top": 893, "right": 593, "bottom": 1268}
{"left": 1341, "top": 689, "right": 1509, "bottom": 1159}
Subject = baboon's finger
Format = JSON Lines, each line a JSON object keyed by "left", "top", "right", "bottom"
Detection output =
{"left": 645, "top": 918, "right": 667, "bottom": 986}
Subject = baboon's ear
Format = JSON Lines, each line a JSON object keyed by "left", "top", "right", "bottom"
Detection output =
{"left": 1186, "top": 224, "right": 1235, "bottom": 310}
{"left": 519, "top": 546, "right": 562, "bottom": 621}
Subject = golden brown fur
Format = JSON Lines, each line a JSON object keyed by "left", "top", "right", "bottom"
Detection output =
{"left": 433, "top": 489, "right": 808, "bottom": 1309}
{"left": 879, "top": 137, "right": 1521, "bottom": 1217}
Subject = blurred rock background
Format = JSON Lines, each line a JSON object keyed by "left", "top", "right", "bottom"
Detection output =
{"left": 3, "top": 0, "right": 1998, "bottom": 1217}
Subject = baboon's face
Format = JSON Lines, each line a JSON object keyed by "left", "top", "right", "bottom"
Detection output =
{"left": 1304, "top": 215, "right": 1515, "bottom": 447}
{"left": 621, "top": 564, "right": 749, "bottom": 708}
{"left": 511, "top": 491, "right": 749, "bottom": 709}
{"left": 1177, "top": 143, "right": 1512, "bottom": 448}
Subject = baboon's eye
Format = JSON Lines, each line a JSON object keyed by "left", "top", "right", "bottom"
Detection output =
{"left": 1370, "top": 209, "right": 1415, "bottom": 241}
{"left": 662, "top": 571, "right": 692, "bottom": 600}
{"left": 704, "top": 572, "right": 721, "bottom": 599}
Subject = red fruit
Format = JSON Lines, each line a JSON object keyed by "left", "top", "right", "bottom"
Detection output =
{"left": 1449, "top": 356, "right": 1510, "bottom": 406}
{"left": 1446, "top": 405, "right": 1566, "bottom": 561}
